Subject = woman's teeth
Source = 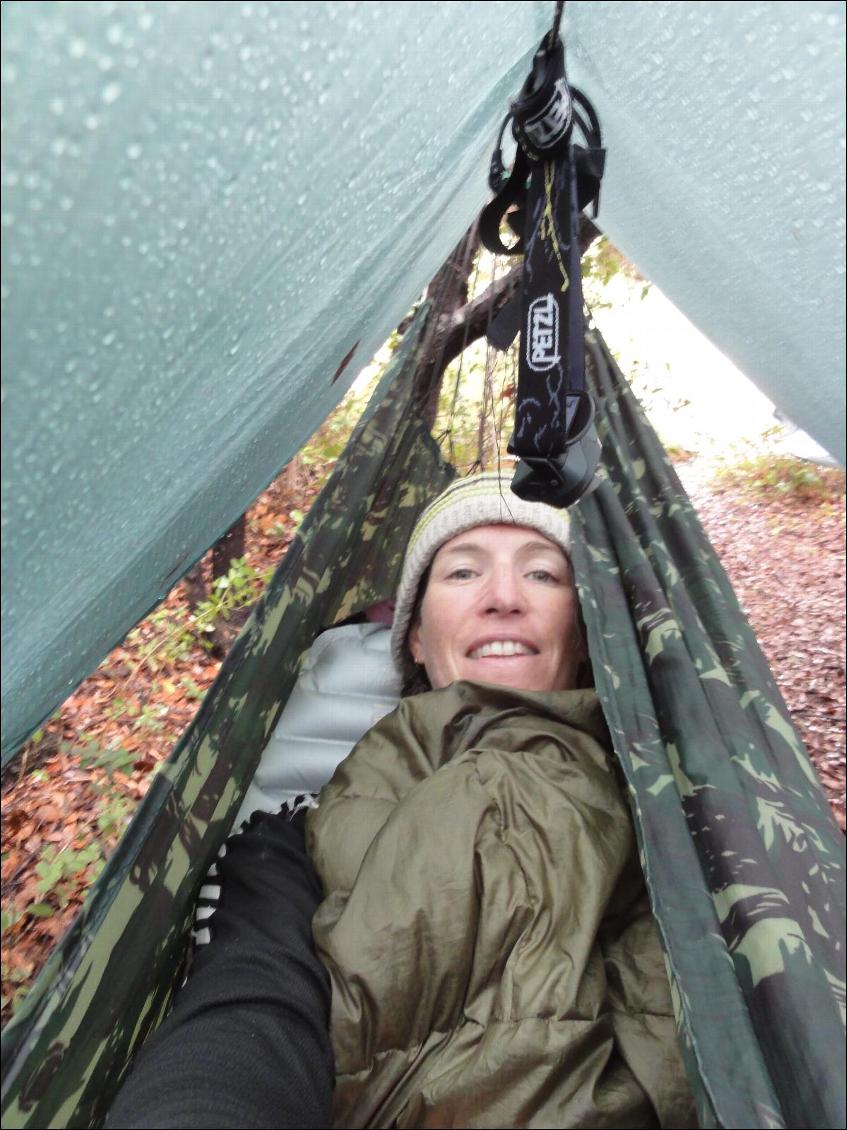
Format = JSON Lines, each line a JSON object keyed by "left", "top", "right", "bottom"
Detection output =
{"left": 469, "top": 641, "right": 536, "bottom": 659}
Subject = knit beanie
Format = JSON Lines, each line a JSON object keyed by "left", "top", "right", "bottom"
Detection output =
{"left": 390, "top": 471, "right": 572, "bottom": 669}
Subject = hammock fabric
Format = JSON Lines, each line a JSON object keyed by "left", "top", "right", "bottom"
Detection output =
{"left": 1, "top": 307, "right": 844, "bottom": 1130}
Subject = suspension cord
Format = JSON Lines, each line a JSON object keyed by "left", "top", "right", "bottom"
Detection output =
{"left": 547, "top": 0, "right": 565, "bottom": 52}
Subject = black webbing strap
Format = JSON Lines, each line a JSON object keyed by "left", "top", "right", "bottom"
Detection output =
{"left": 515, "top": 156, "right": 586, "bottom": 456}
{"left": 480, "top": 26, "right": 606, "bottom": 508}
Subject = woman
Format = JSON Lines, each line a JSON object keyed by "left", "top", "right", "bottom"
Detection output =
{"left": 306, "top": 473, "right": 695, "bottom": 1128}
{"left": 106, "top": 473, "right": 695, "bottom": 1129}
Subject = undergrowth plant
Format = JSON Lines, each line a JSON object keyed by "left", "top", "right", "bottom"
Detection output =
{"left": 191, "top": 558, "right": 274, "bottom": 645}
{"left": 712, "top": 453, "right": 845, "bottom": 503}
{"left": 126, "top": 556, "right": 274, "bottom": 672}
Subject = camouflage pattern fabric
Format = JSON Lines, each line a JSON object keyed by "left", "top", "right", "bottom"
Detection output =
{"left": 0, "top": 305, "right": 454, "bottom": 1129}
{"left": 571, "top": 326, "right": 845, "bottom": 1129}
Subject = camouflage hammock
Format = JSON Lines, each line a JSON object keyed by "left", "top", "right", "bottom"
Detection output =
{"left": 1, "top": 308, "right": 844, "bottom": 1130}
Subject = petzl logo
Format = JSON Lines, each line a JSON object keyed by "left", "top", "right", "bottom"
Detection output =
{"left": 527, "top": 293, "right": 560, "bottom": 371}
{"left": 524, "top": 79, "right": 572, "bottom": 151}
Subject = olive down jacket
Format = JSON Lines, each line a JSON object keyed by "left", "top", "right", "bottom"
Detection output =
{"left": 306, "top": 682, "right": 698, "bottom": 1129}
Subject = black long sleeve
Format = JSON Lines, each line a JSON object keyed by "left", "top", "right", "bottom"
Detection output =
{"left": 105, "top": 808, "right": 333, "bottom": 1129}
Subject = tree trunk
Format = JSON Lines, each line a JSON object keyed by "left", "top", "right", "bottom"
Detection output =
{"left": 211, "top": 515, "right": 246, "bottom": 580}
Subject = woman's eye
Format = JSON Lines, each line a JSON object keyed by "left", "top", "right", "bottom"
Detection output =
{"left": 528, "top": 569, "right": 559, "bottom": 584}
{"left": 447, "top": 567, "right": 476, "bottom": 581}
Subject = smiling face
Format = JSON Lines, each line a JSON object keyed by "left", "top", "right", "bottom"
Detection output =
{"left": 407, "top": 524, "right": 584, "bottom": 693}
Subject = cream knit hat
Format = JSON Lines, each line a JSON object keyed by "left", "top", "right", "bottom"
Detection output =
{"left": 390, "top": 471, "right": 572, "bottom": 669}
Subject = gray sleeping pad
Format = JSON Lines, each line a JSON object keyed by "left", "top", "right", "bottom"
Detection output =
{"left": 233, "top": 623, "right": 401, "bottom": 826}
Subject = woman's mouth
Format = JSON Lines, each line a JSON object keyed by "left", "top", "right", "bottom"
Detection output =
{"left": 467, "top": 640, "right": 538, "bottom": 659}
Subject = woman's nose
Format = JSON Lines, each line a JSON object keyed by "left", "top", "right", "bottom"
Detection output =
{"left": 482, "top": 567, "right": 525, "bottom": 614}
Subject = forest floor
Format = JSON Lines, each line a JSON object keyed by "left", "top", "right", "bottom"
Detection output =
{"left": 1, "top": 448, "right": 844, "bottom": 1024}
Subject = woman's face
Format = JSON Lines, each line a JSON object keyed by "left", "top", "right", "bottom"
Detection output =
{"left": 408, "top": 524, "right": 584, "bottom": 693}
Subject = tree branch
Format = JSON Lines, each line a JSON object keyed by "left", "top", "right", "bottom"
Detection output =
{"left": 431, "top": 214, "right": 602, "bottom": 371}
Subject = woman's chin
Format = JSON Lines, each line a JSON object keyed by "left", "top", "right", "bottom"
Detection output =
{"left": 459, "top": 657, "right": 551, "bottom": 693}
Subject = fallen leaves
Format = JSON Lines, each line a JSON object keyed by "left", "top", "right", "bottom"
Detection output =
{"left": 677, "top": 458, "right": 846, "bottom": 830}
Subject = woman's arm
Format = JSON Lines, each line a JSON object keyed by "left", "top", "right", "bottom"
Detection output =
{"left": 105, "top": 807, "right": 334, "bottom": 1130}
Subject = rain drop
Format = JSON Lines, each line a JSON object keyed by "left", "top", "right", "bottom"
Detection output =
{"left": 102, "top": 331, "right": 117, "bottom": 347}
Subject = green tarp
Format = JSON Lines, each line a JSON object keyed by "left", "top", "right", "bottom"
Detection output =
{"left": 3, "top": 0, "right": 845, "bottom": 762}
